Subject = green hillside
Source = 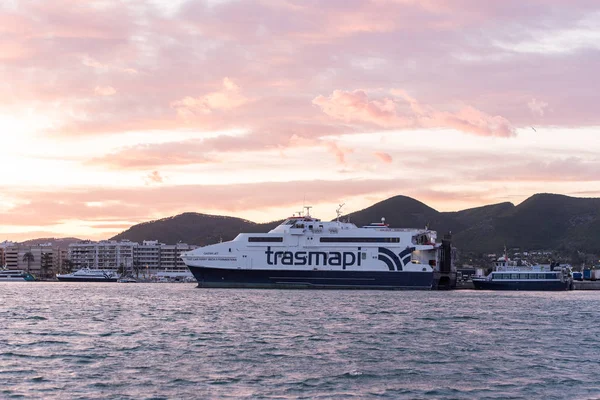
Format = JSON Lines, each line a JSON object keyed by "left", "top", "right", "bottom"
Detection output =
{"left": 109, "top": 194, "right": 600, "bottom": 255}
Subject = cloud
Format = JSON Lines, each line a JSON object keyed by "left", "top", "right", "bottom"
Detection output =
{"left": 146, "top": 171, "right": 164, "bottom": 184}
{"left": 3, "top": 0, "right": 600, "bottom": 240}
{"left": 171, "top": 77, "right": 250, "bottom": 118}
{"left": 94, "top": 86, "right": 116, "bottom": 96}
{"left": 374, "top": 152, "right": 393, "bottom": 163}
{"left": 0, "top": 178, "right": 410, "bottom": 227}
{"left": 314, "top": 89, "right": 516, "bottom": 137}
{"left": 528, "top": 98, "right": 549, "bottom": 116}
{"left": 313, "top": 90, "right": 403, "bottom": 128}
{"left": 88, "top": 141, "right": 215, "bottom": 169}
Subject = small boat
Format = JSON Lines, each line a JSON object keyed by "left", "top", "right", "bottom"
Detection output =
{"left": 56, "top": 268, "right": 119, "bottom": 282}
{"left": 473, "top": 253, "right": 572, "bottom": 291}
{"left": 118, "top": 277, "right": 137, "bottom": 283}
{"left": 0, "top": 269, "right": 36, "bottom": 282}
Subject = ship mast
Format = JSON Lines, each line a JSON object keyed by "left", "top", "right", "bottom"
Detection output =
{"left": 304, "top": 206, "right": 312, "bottom": 218}
{"left": 336, "top": 203, "right": 345, "bottom": 222}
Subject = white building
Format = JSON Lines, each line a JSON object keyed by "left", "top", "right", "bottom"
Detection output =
{"left": 69, "top": 240, "right": 197, "bottom": 275}
{"left": 69, "top": 240, "right": 136, "bottom": 271}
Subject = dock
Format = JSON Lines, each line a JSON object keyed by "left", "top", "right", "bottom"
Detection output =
{"left": 455, "top": 280, "right": 600, "bottom": 290}
{"left": 573, "top": 281, "right": 600, "bottom": 290}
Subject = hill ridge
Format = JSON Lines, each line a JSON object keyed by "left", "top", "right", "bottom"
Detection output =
{"left": 106, "top": 193, "right": 600, "bottom": 254}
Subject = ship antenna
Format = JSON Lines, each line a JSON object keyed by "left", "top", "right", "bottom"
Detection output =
{"left": 336, "top": 203, "right": 345, "bottom": 222}
{"left": 304, "top": 206, "right": 312, "bottom": 217}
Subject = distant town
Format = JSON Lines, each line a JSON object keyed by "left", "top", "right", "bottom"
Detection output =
{"left": 0, "top": 239, "right": 197, "bottom": 280}
{"left": 3, "top": 235, "right": 599, "bottom": 283}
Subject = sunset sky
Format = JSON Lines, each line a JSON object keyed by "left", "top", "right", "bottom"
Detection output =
{"left": 1, "top": 0, "right": 599, "bottom": 241}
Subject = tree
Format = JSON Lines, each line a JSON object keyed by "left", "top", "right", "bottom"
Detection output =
{"left": 63, "top": 259, "right": 75, "bottom": 274}
{"left": 41, "top": 253, "right": 53, "bottom": 280}
{"left": 22, "top": 251, "right": 34, "bottom": 273}
{"left": 133, "top": 261, "right": 140, "bottom": 279}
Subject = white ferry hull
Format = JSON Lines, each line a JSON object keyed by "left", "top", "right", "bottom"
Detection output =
{"left": 188, "top": 266, "right": 434, "bottom": 290}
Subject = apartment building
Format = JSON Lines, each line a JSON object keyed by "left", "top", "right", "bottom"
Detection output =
{"left": 3, "top": 243, "right": 54, "bottom": 277}
{"left": 69, "top": 240, "right": 197, "bottom": 274}
{"left": 69, "top": 240, "right": 136, "bottom": 271}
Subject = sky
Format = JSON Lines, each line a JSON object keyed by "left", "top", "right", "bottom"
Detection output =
{"left": 1, "top": 0, "right": 600, "bottom": 241}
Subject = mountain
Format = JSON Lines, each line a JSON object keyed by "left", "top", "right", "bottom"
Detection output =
{"left": 108, "top": 194, "right": 600, "bottom": 255}
{"left": 444, "top": 202, "right": 516, "bottom": 252}
{"left": 341, "top": 195, "right": 465, "bottom": 235}
{"left": 19, "top": 237, "right": 82, "bottom": 248}
{"left": 110, "top": 212, "right": 282, "bottom": 246}
{"left": 489, "top": 194, "right": 600, "bottom": 253}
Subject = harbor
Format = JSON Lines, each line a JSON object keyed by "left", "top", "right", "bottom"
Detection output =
{"left": 2, "top": 210, "right": 599, "bottom": 291}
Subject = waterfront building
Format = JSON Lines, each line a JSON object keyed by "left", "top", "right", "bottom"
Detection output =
{"left": 69, "top": 240, "right": 136, "bottom": 271}
{"left": 53, "top": 248, "right": 69, "bottom": 274}
{"left": 3, "top": 244, "right": 54, "bottom": 277}
{"left": 134, "top": 240, "right": 162, "bottom": 271}
{"left": 135, "top": 241, "right": 197, "bottom": 275}
{"left": 0, "top": 240, "right": 15, "bottom": 266}
{"left": 69, "top": 240, "right": 197, "bottom": 275}
{"left": 158, "top": 243, "right": 197, "bottom": 275}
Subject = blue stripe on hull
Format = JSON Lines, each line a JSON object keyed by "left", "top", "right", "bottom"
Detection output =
{"left": 472, "top": 280, "right": 570, "bottom": 291}
{"left": 188, "top": 266, "right": 433, "bottom": 290}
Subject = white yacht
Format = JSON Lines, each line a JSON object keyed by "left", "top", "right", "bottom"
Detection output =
{"left": 0, "top": 269, "right": 36, "bottom": 282}
{"left": 56, "top": 268, "right": 119, "bottom": 282}
{"left": 181, "top": 207, "right": 453, "bottom": 290}
{"left": 473, "top": 254, "right": 572, "bottom": 291}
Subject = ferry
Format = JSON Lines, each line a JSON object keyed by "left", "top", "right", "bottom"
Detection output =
{"left": 472, "top": 255, "right": 572, "bottom": 291}
{"left": 181, "top": 207, "right": 453, "bottom": 290}
{"left": 56, "top": 268, "right": 119, "bottom": 282}
{"left": 0, "top": 269, "right": 36, "bottom": 282}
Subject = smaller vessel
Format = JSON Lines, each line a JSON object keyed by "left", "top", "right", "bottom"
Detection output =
{"left": 118, "top": 277, "right": 137, "bottom": 283}
{"left": 56, "top": 268, "right": 119, "bottom": 282}
{"left": 473, "top": 253, "right": 572, "bottom": 291}
{"left": 0, "top": 269, "right": 36, "bottom": 282}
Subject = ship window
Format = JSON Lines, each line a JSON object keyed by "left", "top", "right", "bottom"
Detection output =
{"left": 361, "top": 252, "right": 367, "bottom": 260}
{"left": 511, "top": 274, "right": 518, "bottom": 279}
{"left": 248, "top": 237, "right": 284, "bottom": 242}
{"left": 320, "top": 237, "right": 400, "bottom": 243}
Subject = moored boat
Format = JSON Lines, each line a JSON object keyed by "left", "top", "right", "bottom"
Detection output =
{"left": 473, "top": 254, "right": 572, "bottom": 291}
{"left": 181, "top": 207, "right": 453, "bottom": 290}
{"left": 56, "top": 268, "right": 119, "bottom": 282}
{"left": 0, "top": 269, "right": 36, "bottom": 282}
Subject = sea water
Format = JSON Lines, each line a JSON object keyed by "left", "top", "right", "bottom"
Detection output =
{"left": 1, "top": 283, "right": 599, "bottom": 399}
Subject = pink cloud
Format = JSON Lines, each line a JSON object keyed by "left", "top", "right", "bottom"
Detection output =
{"left": 146, "top": 171, "right": 164, "bottom": 184}
{"left": 171, "top": 78, "right": 250, "bottom": 117}
{"left": 3, "top": 0, "right": 600, "bottom": 240}
{"left": 374, "top": 152, "right": 393, "bottom": 163}
{"left": 313, "top": 90, "right": 405, "bottom": 128}
{"left": 94, "top": 86, "right": 116, "bottom": 96}
{"left": 314, "top": 89, "right": 516, "bottom": 137}
{"left": 528, "top": 98, "right": 549, "bottom": 116}
{"left": 0, "top": 178, "right": 412, "bottom": 228}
